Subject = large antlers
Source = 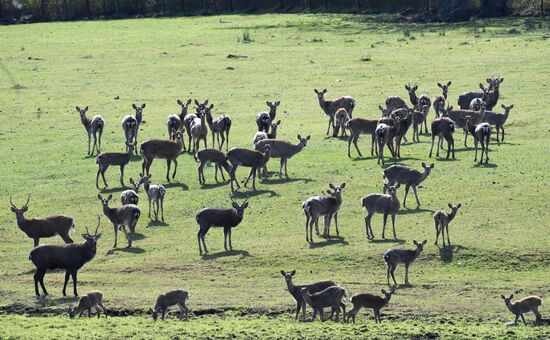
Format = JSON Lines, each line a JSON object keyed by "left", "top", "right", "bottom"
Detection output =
{"left": 9, "top": 194, "right": 30, "bottom": 209}
{"left": 229, "top": 193, "right": 248, "bottom": 207}
{"left": 85, "top": 215, "right": 101, "bottom": 237}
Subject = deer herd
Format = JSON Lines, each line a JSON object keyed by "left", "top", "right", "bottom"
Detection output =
{"left": 8, "top": 76, "right": 543, "bottom": 326}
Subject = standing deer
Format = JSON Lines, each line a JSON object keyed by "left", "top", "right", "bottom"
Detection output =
{"left": 203, "top": 100, "right": 231, "bottom": 151}
{"left": 334, "top": 108, "right": 351, "bottom": 137}
{"left": 29, "top": 216, "right": 101, "bottom": 296}
{"left": 196, "top": 196, "right": 249, "bottom": 255}
{"left": 69, "top": 290, "right": 108, "bottom": 318}
{"left": 98, "top": 194, "right": 140, "bottom": 248}
{"left": 483, "top": 104, "right": 513, "bottom": 143}
{"left": 253, "top": 120, "right": 281, "bottom": 146}
{"left": 120, "top": 178, "right": 140, "bottom": 205}
{"left": 458, "top": 77, "right": 503, "bottom": 110}
{"left": 166, "top": 98, "right": 192, "bottom": 149}
{"left": 190, "top": 103, "right": 209, "bottom": 153}
{"left": 441, "top": 103, "right": 486, "bottom": 147}
{"left": 256, "top": 101, "right": 280, "bottom": 132}
{"left": 417, "top": 94, "right": 431, "bottom": 133}
{"left": 432, "top": 81, "right": 452, "bottom": 118}
{"left": 434, "top": 203, "right": 461, "bottom": 246}
{"left": 122, "top": 103, "right": 145, "bottom": 155}
{"left": 254, "top": 135, "right": 310, "bottom": 179}
{"left": 429, "top": 116, "right": 456, "bottom": 159}
{"left": 140, "top": 131, "right": 184, "bottom": 182}
{"left": 131, "top": 103, "right": 145, "bottom": 153}
{"left": 347, "top": 287, "right": 395, "bottom": 324}
{"left": 138, "top": 173, "right": 166, "bottom": 222}
{"left": 374, "top": 123, "right": 391, "bottom": 166}
{"left": 10, "top": 195, "right": 74, "bottom": 247}
{"left": 501, "top": 294, "right": 543, "bottom": 326}
{"left": 150, "top": 289, "right": 189, "bottom": 321}
{"left": 314, "top": 89, "right": 355, "bottom": 137}
{"left": 384, "top": 240, "right": 427, "bottom": 286}
{"left": 280, "top": 270, "right": 337, "bottom": 321}
{"left": 383, "top": 162, "right": 434, "bottom": 208}
{"left": 300, "top": 286, "right": 347, "bottom": 322}
{"left": 465, "top": 116, "right": 491, "bottom": 163}
{"left": 196, "top": 148, "right": 232, "bottom": 184}
{"left": 412, "top": 105, "right": 429, "bottom": 142}
{"left": 95, "top": 142, "right": 134, "bottom": 189}
{"left": 226, "top": 145, "right": 271, "bottom": 192}
{"left": 302, "top": 183, "right": 345, "bottom": 242}
{"left": 76, "top": 106, "right": 104, "bottom": 156}
{"left": 361, "top": 183, "right": 400, "bottom": 239}
{"left": 405, "top": 83, "right": 419, "bottom": 108}
{"left": 385, "top": 96, "right": 408, "bottom": 113}
{"left": 346, "top": 117, "right": 378, "bottom": 158}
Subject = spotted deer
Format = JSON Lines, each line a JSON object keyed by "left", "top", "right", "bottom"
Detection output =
{"left": 314, "top": 89, "right": 355, "bottom": 137}
{"left": 434, "top": 203, "right": 461, "bottom": 246}
{"left": 466, "top": 116, "right": 491, "bottom": 164}
{"left": 226, "top": 145, "right": 271, "bottom": 192}
{"left": 95, "top": 142, "right": 134, "bottom": 189}
{"left": 76, "top": 106, "right": 104, "bottom": 156}
{"left": 384, "top": 240, "right": 427, "bottom": 286}
{"left": 138, "top": 173, "right": 166, "bottom": 222}
{"left": 98, "top": 194, "right": 140, "bottom": 248}
{"left": 429, "top": 116, "right": 456, "bottom": 159}
{"left": 120, "top": 178, "right": 140, "bottom": 205}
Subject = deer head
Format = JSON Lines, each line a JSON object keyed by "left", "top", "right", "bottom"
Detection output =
{"left": 10, "top": 194, "right": 30, "bottom": 220}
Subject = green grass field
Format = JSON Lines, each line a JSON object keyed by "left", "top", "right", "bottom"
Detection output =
{"left": 1, "top": 14, "right": 550, "bottom": 339}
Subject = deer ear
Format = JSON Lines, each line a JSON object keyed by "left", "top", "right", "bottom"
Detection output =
{"left": 129, "top": 178, "right": 135, "bottom": 184}
{"left": 266, "top": 101, "right": 271, "bottom": 106}
{"left": 500, "top": 295, "right": 506, "bottom": 300}
{"left": 96, "top": 233, "right": 102, "bottom": 239}
{"left": 97, "top": 194, "right": 102, "bottom": 200}
{"left": 141, "top": 103, "right": 146, "bottom": 109}
{"left": 457, "top": 203, "right": 462, "bottom": 208}
{"left": 405, "top": 85, "right": 409, "bottom": 91}
{"left": 177, "top": 99, "right": 183, "bottom": 105}
{"left": 486, "top": 78, "right": 492, "bottom": 84}
{"left": 422, "top": 162, "right": 426, "bottom": 168}
{"left": 381, "top": 289, "right": 387, "bottom": 294}
{"left": 84, "top": 106, "right": 89, "bottom": 112}
{"left": 510, "top": 294, "right": 513, "bottom": 299}
{"left": 322, "top": 89, "right": 327, "bottom": 93}
{"left": 499, "top": 77, "right": 504, "bottom": 83}
{"left": 76, "top": 106, "right": 80, "bottom": 111}
{"left": 340, "top": 183, "right": 346, "bottom": 189}
{"left": 329, "top": 183, "right": 336, "bottom": 190}
{"left": 132, "top": 104, "right": 138, "bottom": 110}
{"left": 209, "top": 104, "right": 214, "bottom": 109}
{"left": 422, "top": 240, "right": 427, "bottom": 245}
{"left": 242, "top": 202, "right": 249, "bottom": 209}
{"left": 148, "top": 308, "right": 153, "bottom": 314}
{"left": 297, "top": 134, "right": 302, "bottom": 140}
{"left": 186, "top": 99, "right": 192, "bottom": 105}
{"left": 276, "top": 120, "right": 281, "bottom": 125}
{"left": 394, "top": 183, "right": 400, "bottom": 189}
{"left": 479, "top": 83, "right": 485, "bottom": 90}
{"left": 276, "top": 101, "right": 280, "bottom": 106}
{"left": 430, "top": 163, "right": 434, "bottom": 168}
{"left": 314, "top": 89, "right": 318, "bottom": 94}
{"left": 448, "top": 203, "right": 453, "bottom": 209}
{"left": 107, "top": 194, "right": 113, "bottom": 200}
{"left": 509, "top": 104, "right": 513, "bottom": 109}
{"left": 501, "top": 104, "right": 505, "bottom": 109}
{"left": 194, "top": 99, "right": 200, "bottom": 106}
{"left": 204, "top": 99, "right": 209, "bottom": 105}
{"left": 447, "top": 81, "right": 452, "bottom": 86}
{"left": 413, "top": 240, "right": 418, "bottom": 246}
{"left": 437, "top": 82, "right": 442, "bottom": 88}
{"left": 414, "top": 85, "right": 418, "bottom": 91}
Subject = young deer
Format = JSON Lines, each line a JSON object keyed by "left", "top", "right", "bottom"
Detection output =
{"left": 429, "top": 116, "right": 456, "bottom": 159}
{"left": 98, "top": 194, "right": 140, "bottom": 248}
{"left": 466, "top": 117, "right": 491, "bottom": 164}
{"left": 412, "top": 105, "right": 429, "bottom": 142}
{"left": 417, "top": 94, "right": 431, "bottom": 133}
{"left": 10, "top": 195, "right": 74, "bottom": 247}
{"left": 434, "top": 203, "right": 461, "bottom": 246}
{"left": 280, "top": 270, "right": 337, "bottom": 321}
{"left": 226, "top": 145, "right": 271, "bottom": 192}
{"left": 252, "top": 120, "right": 281, "bottom": 146}
{"left": 150, "top": 289, "right": 189, "bottom": 321}
{"left": 196, "top": 197, "right": 249, "bottom": 255}
{"left": 300, "top": 286, "right": 347, "bottom": 322}
{"left": 256, "top": 101, "right": 280, "bottom": 132}
{"left": 302, "top": 183, "right": 345, "bottom": 242}
{"left": 483, "top": 104, "right": 513, "bottom": 143}
{"left": 166, "top": 99, "right": 192, "bottom": 146}
{"left": 138, "top": 173, "right": 166, "bottom": 222}
{"left": 334, "top": 108, "right": 351, "bottom": 137}
{"left": 347, "top": 287, "right": 395, "bottom": 324}
{"left": 69, "top": 290, "right": 108, "bottom": 318}
{"left": 254, "top": 134, "right": 310, "bottom": 179}
{"left": 384, "top": 240, "right": 427, "bottom": 287}
{"left": 385, "top": 96, "right": 408, "bottom": 113}
{"left": 121, "top": 112, "right": 137, "bottom": 154}
{"left": 190, "top": 102, "right": 209, "bottom": 153}
{"left": 432, "top": 81, "right": 452, "bottom": 118}
{"left": 76, "top": 106, "right": 104, "bottom": 156}
{"left": 196, "top": 148, "right": 232, "bottom": 184}
{"left": 29, "top": 217, "right": 101, "bottom": 296}
{"left": 120, "top": 178, "right": 140, "bottom": 205}
{"left": 501, "top": 294, "right": 543, "bottom": 326}
{"left": 95, "top": 142, "right": 134, "bottom": 189}
{"left": 362, "top": 184, "right": 400, "bottom": 239}
{"left": 140, "top": 131, "right": 184, "bottom": 182}
{"left": 314, "top": 89, "right": 355, "bottom": 137}
{"left": 346, "top": 117, "right": 378, "bottom": 158}
{"left": 383, "top": 162, "right": 434, "bottom": 208}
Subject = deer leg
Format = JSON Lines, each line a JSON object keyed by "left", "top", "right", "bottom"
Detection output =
{"left": 252, "top": 168, "right": 257, "bottom": 190}
{"left": 87, "top": 132, "right": 91, "bottom": 155}
{"left": 365, "top": 212, "right": 374, "bottom": 239}
{"left": 501, "top": 126, "right": 505, "bottom": 143}
{"left": 295, "top": 301, "right": 301, "bottom": 320}
{"left": 390, "top": 265, "right": 397, "bottom": 286}
{"left": 334, "top": 213, "right": 339, "bottom": 236}
{"left": 446, "top": 222, "right": 450, "bottom": 245}
{"left": 520, "top": 313, "right": 527, "bottom": 325}
{"left": 113, "top": 223, "right": 118, "bottom": 248}
{"left": 223, "top": 228, "right": 228, "bottom": 251}
{"left": 96, "top": 168, "right": 101, "bottom": 189}
{"left": 60, "top": 231, "right": 74, "bottom": 244}
{"left": 34, "top": 238, "right": 39, "bottom": 247}
{"left": 148, "top": 198, "right": 152, "bottom": 219}
{"left": 464, "top": 128, "right": 468, "bottom": 147}
{"left": 434, "top": 221, "right": 440, "bottom": 245}
{"left": 403, "top": 185, "right": 410, "bottom": 207}
{"left": 279, "top": 158, "right": 284, "bottom": 178}
{"left": 243, "top": 168, "right": 254, "bottom": 188}
{"left": 220, "top": 133, "right": 226, "bottom": 151}
{"left": 165, "top": 159, "right": 171, "bottom": 182}
{"left": 95, "top": 306, "right": 101, "bottom": 318}
{"left": 441, "top": 221, "right": 446, "bottom": 246}
{"left": 71, "top": 271, "right": 78, "bottom": 296}
{"left": 424, "top": 119, "right": 429, "bottom": 134}
{"left": 405, "top": 264, "right": 410, "bottom": 286}
{"left": 412, "top": 186, "right": 421, "bottom": 207}
{"left": 386, "top": 263, "right": 391, "bottom": 286}
{"left": 534, "top": 309, "right": 542, "bottom": 325}
{"left": 229, "top": 228, "right": 233, "bottom": 250}
{"left": 92, "top": 132, "right": 98, "bottom": 155}
{"left": 429, "top": 134, "right": 435, "bottom": 158}
{"left": 98, "top": 130, "right": 102, "bottom": 153}
{"left": 347, "top": 135, "right": 353, "bottom": 157}
{"left": 474, "top": 138, "right": 479, "bottom": 162}
{"left": 305, "top": 214, "right": 310, "bottom": 243}
{"left": 382, "top": 213, "right": 388, "bottom": 239}
{"left": 198, "top": 163, "right": 205, "bottom": 184}
{"left": 160, "top": 197, "right": 164, "bottom": 222}
{"left": 99, "top": 301, "right": 108, "bottom": 317}
{"left": 197, "top": 231, "right": 203, "bottom": 255}
{"left": 314, "top": 216, "right": 320, "bottom": 237}
{"left": 391, "top": 214, "right": 397, "bottom": 239}
{"left": 309, "top": 218, "right": 315, "bottom": 242}
{"left": 172, "top": 159, "right": 178, "bottom": 179}
{"left": 62, "top": 270, "right": 70, "bottom": 296}
{"left": 374, "top": 309, "right": 381, "bottom": 323}
{"left": 326, "top": 118, "right": 331, "bottom": 136}
{"left": 201, "top": 234, "right": 208, "bottom": 254}
{"left": 284, "top": 158, "right": 289, "bottom": 178}
{"left": 220, "top": 164, "right": 226, "bottom": 181}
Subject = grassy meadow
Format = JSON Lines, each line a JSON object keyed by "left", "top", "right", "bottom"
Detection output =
{"left": 1, "top": 14, "right": 550, "bottom": 339}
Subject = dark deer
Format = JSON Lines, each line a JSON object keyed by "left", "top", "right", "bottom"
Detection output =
{"left": 346, "top": 117, "right": 378, "bottom": 158}
{"left": 429, "top": 116, "right": 456, "bottom": 159}
{"left": 140, "top": 131, "right": 184, "bottom": 182}
{"left": 196, "top": 148, "right": 232, "bottom": 184}
{"left": 150, "top": 289, "right": 189, "bottom": 321}
{"left": 256, "top": 101, "right": 280, "bottom": 132}
{"left": 347, "top": 287, "right": 395, "bottom": 324}
{"left": 76, "top": 106, "right": 104, "bottom": 156}
{"left": 226, "top": 145, "right": 271, "bottom": 192}
{"left": 384, "top": 240, "right": 427, "bottom": 287}
{"left": 95, "top": 142, "right": 134, "bottom": 189}
{"left": 98, "top": 194, "right": 140, "bottom": 248}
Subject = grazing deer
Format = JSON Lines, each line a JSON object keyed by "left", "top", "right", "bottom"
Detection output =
{"left": 361, "top": 183, "right": 400, "bottom": 239}
{"left": 429, "top": 116, "right": 456, "bottom": 159}
{"left": 412, "top": 105, "right": 429, "bottom": 142}
{"left": 300, "top": 286, "right": 347, "bottom": 322}
{"left": 458, "top": 77, "right": 503, "bottom": 110}
{"left": 302, "top": 183, "right": 345, "bottom": 242}
{"left": 383, "top": 162, "right": 434, "bottom": 208}
{"left": 483, "top": 104, "right": 513, "bottom": 143}
{"left": 384, "top": 240, "right": 427, "bottom": 286}
{"left": 10, "top": 195, "right": 74, "bottom": 247}
{"left": 466, "top": 116, "right": 491, "bottom": 164}
{"left": 280, "top": 270, "right": 337, "bottom": 321}
{"left": 226, "top": 145, "right": 271, "bottom": 192}
{"left": 150, "top": 289, "right": 189, "bottom": 321}
{"left": 501, "top": 294, "right": 543, "bottom": 326}
{"left": 441, "top": 103, "right": 486, "bottom": 147}
{"left": 69, "top": 290, "right": 108, "bottom": 318}
{"left": 140, "top": 131, "right": 184, "bottom": 182}
{"left": 138, "top": 173, "right": 166, "bottom": 222}
{"left": 190, "top": 102, "right": 209, "bottom": 153}
{"left": 120, "top": 178, "right": 140, "bottom": 205}
{"left": 253, "top": 120, "right": 281, "bottom": 146}
{"left": 29, "top": 216, "right": 101, "bottom": 296}
{"left": 432, "top": 81, "right": 452, "bottom": 118}
{"left": 256, "top": 101, "right": 280, "bottom": 132}
{"left": 95, "top": 142, "right": 134, "bottom": 189}
{"left": 76, "top": 106, "right": 104, "bottom": 156}
{"left": 434, "top": 203, "right": 461, "bottom": 246}
{"left": 346, "top": 117, "right": 378, "bottom": 158}
{"left": 347, "top": 287, "right": 395, "bottom": 324}
{"left": 254, "top": 135, "right": 310, "bottom": 179}
{"left": 385, "top": 96, "right": 408, "bottom": 113}
{"left": 196, "top": 196, "right": 249, "bottom": 255}
{"left": 314, "top": 89, "right": 355, "bottom": 137}
{"left": 98, "top": 194, "right": 140, "bottom": 248}
{"left": 196, "top": 148, "right": 232, "bottom": 184}
{"left": 334, "top": 108, "right": 351, "bottom": 137}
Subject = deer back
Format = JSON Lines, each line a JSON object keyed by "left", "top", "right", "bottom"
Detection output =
{"left": 362, "top": 193, "right": 399, "bottom": 214}
{"left": 351, "top": 293, "right": 386, "bottom": 309}
{"left": 384, "top": 165, "right": 426, "bottom": 187}
{"left": 158, "top": 289, "right": 188, "bottom": 308}
{"left": 196, "top": 207, "right": 242, "bottom": 228}
{"left": 254, "top": 139, "right": 299, "bottom": 158}
{"left": 197, "top": 148, "right": 226, "bottom": 164}
{"left": 30, "top": 239, "right": 97, "bottom": 270}
{"left": 385, "top": 96, "right": 408, "bottom": 113}
{"left": 227, "top": 148, "right": 268, "bottom": 167}
{"left": 17, "top": 215, "right": 74, "bottom": 238}
{"left": 140, "top": 139, "right": 181, "bottom": 160}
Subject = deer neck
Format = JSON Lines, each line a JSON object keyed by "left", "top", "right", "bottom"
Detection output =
{"left": 269, "top": 107, "right": 277, "bottom": 120}
{"left": 82, "top": 241, "right": 97, "bottom": 263}
{"left": 318, "top": 97, "right": 328, "bottom": 113}
{"left": 179, "top": 107, "right": 187, "bottom": 121}
{"left": 443, "top": 91, "right": 448, "bottom": 99}
{"left": 285, "top": 278, "right": 297, "bottom": 295}
{"left": 81, "top": 115, "right": 91, "bottom": 130}
{"left": 408, "top": 92, "right": 418, "bottom": 106}
{"left": 143, "top": 181, "right": 151, "bottom": 193}
{"left": 135, "top": 111, "right": 142, "bottom": 123}
{"left": 448, "top": 210, "right": 457, "bottom": 222}
{"left": 15, "top": 215, "right": 29, "bottom": 232}
{"left": 205, "top": 111, "right": 213, "bottom": 126}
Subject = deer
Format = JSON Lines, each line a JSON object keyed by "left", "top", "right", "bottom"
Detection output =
{"left": 254, "top": 135, "right": 310, "bottom": 179}
{"left": 131, "top": 103, "right": 146, "bottom": 153}
{"left": 314, "top": 89, "right": 355, "bottom": 137}
{"left": 302, "top": 183, "right": 345, "bottom": 242}
{"left": 29, "top": 216, "right": 101, "bottom": 297}
{"left": 383, "top": 162, "right": 434, "bottom": 208}
{"left": 405, "top": 83, "right": 419, "bottom": 108}
{"left": 256, "top": 101, "right": 280, "bottom": 132}
{"left": 393, "top": 108, "right": 414, "bottom": 157}
{"left": 432, "top": 81, "right": 452, "bottom": 118}
{"left": 469, "top": 98, "right": 483, "bottom": 111}
{"left": 458, "top": 77, "right": 503, "bottom": 110}
{"left": 203, "top": 102, "right": 232, "bottom": 151}
{"left": 346, "top": 116, "right": 378, "bottom": 158}
{"left": 412, "top": 105, "right": 430, "bottom": 142}
{"left": 183, "top": 112, "right": 198, "bottom": 154}
{"left": 374, "top": 122, "right": 391, "bottom": 166}
{"left": 361, "top": 183, "right": 400, "bottom": 239}
{"left": 76, "top": 106, "right": 104, "bottom": 156}
{"left": 417, "top": 94, "right": 431, "bottom": 133}
{"left": 226, "top": 145, "right": 271, "bottom": 192}
{"left": 466, "top": 116, "right": 492, "bottom": 164}
{"left": 166, "top": 98, "right": 192, "bottom": 150}
{"left": 190, "top": 101, "right": 209, "bottom": 153}
{"left": 384, "top": 240, "right": 427, "bottom": 287}
{"left": 138, "top": 173, "right": 166, "bottom": 222}
{"left": 95, "top": 142, "right": 134, "bottom": 189}
{"left": 441, "top": 103, "right": 486, "bottom": 147}
{"left": 149, "top": 289, "right": 189, "bottom": 321}
{"left": 196, "top": 148, "right": 232, "bottom": 184}
{"left": 122, "top": 104, "right": 145, "bottom": 155}
{"left": 69, "top": 290, "right": 108, "bottom": 318}
{"left": 501, "top": 294, "right": 543, "bottom": 326}
{"left": 347, "top": 287, "right": 395, "bottom": 324}
{"left": 196, "top": 196, "right": 249, "bottom": 255}
{"left": 140, "top": 131, "right": 184, "bottom": 182}
{"left": 429, "top": 116, "right": 456, "bottom": 159}
{"left": 98, "top": 194, "right": 140, "bottom": 248}
{"left": 434, "top": 203, "right": 461, "bottom": 246}
{"left": 253, "top": 120, "right": 281, "bottom": 146}
{"left": 385, "top": 96, "right": 408, "bottom": 113}
{"left": 10, "top": 195, "right": 74, "bottom": 247}
{"left": 120, "top": 178, "right": 140, "bottom": 205}
{"left": 483, "top": 104, "right": 513, "bottom": 143}
{"left": 334, "top": 108, "right": 351, "bottom": 137}
{"left": 280, "top": 270, "right": 337, "bottom": 321}
{"left": 300, "top": 286, "right": 347, "bottom": 322}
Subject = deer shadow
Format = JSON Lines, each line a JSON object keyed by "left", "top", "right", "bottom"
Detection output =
{"left": 106, "top": 246, "right": 145, "bottom": 255}
{"left": 309, "top": 236, "right": 349, "bottom": 249}
{"left": 262, "top": 177, "right": 313, "bottom": 185}
{"left": 200, "top": 181, "right": 229, "bottom": 190}
{"left": 398, "top": 207, "right": 435, "bottom": 215}
{"left": 49, "top": 296, "right": 79, "bottom": 304}
{"left": 201, "top": 249, "right": 251, "bottom": 260}
{"left": 350, "top": 155, "right": 376, "bottom": 162}
{"left": 437, "top": 244, "right": 468, "bottom": 263}
{"left": 368, "top": 238, "right": 406, "bottom": 244}
{"left": 82, "top": 154, "right": 98, "bottom": 160}
{"left": 231, "top": 189, "right": 279, "bottom": 198}
{"left": 163, "top": 181, "right": 189, "bottom": 191}
{"left": 147, "top": 220, "right": 169, "bottom": 227}
{"left": 473, "top": 162, "right": 498, "bottom": 168}
{"left": 130, "top": 154, "right": 142, "bottom": 162}
{"left": 98, "top": 186, "right": 126, "bottom": 194}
